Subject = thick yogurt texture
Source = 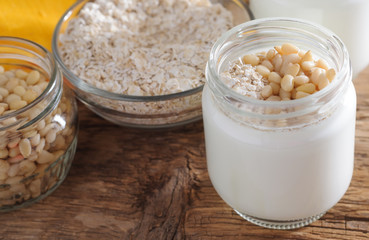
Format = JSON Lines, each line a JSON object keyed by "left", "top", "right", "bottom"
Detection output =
{"left": 249, "top": 0, "right": 369, "bottom": 78}
{"left": 202, "top": 83, "right": 356, "bottom": 220}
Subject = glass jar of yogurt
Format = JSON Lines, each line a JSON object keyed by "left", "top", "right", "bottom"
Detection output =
{"left": 203, "top": 18, "right": 356, "bottom": 229}
{"left": 0, "top": 37, "right": 78, "bottom": 211}
{"left": 248, "top": 0, "right": 369, "bottom": 79}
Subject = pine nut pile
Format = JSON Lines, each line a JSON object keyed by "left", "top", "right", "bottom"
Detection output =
{"left": 221, "top": 43, "right": 336, "bottom": 101}
{"left": 0, "top": 66, "right": 75, "bottom": 207}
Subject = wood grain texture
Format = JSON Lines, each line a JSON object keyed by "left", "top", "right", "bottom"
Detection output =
{"left": 0, "top": 67, "right": 369, "bottom": 239}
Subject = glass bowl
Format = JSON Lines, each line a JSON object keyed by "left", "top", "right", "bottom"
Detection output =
{"left": 52, "top": 0, "right": 252, "bottom": 128}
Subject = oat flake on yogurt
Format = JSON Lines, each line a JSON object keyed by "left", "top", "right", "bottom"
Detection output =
{"left": 59, "top": 0, "right": 233, "bottom": 96}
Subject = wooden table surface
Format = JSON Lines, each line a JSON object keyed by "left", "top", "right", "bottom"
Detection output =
{"left": 0, "top": 66, "right": 368, "bottom": 239}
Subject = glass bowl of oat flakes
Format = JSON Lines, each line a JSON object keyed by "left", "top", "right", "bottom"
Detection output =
{"left": 52, "top": 0, "right": 252, "bottom": 128}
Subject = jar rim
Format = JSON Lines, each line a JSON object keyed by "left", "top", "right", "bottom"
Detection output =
{"left": 0, "top": 36, "right": 62, "bottom": 128}
{"left": 206, "top": 17, "right": 352, "bottom": 110}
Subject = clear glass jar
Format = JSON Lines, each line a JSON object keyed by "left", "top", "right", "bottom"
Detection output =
{"left": 203, "top": 18, "right": 356, "bottom": 229}
{"left": 248, "top": 0, "right": 369, "bottom": 79}
{"left": 0, "top": 37, "right": 78, "bottom": 211}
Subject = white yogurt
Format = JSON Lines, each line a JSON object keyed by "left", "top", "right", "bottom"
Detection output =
{"left": 202, "top": 82, "right": 356, "bottom": 221}
{"left": 249, "top": 0, "right": 369, "bottom": 78}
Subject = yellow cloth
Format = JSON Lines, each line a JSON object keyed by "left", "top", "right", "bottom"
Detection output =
{"left": 0, "top": 0, "right": 76, "bottom": 51}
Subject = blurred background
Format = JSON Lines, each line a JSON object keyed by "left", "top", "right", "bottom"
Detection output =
{"left": 0, "top": 0, "right": 76, "bottom": 50}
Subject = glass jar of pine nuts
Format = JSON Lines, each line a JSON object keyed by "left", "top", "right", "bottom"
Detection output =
{"left": 0, "top": 37, "right": 78, "bottom": 211}
{"left": 203, "top": 18, "right": 356, "bottom": 229}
